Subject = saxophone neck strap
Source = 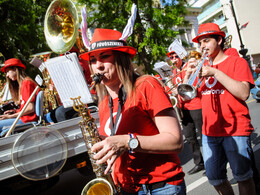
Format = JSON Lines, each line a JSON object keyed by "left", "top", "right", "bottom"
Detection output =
{"left": 109, "top": 86, "right": 127, "bottom": 136}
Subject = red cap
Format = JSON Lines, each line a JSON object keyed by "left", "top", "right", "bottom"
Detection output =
{"left": 192, "top": 23, "right": 226, "bottom": 43}
{"left": 167, "top": 51, "right": 176, "bottom": 57}
{"left": 79, "top": 29, "right": 137, "bottom": 61}
{"left": 1, "top": 58, "right": 26, "bottom": 72}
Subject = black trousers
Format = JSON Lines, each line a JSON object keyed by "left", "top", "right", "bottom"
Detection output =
{"left": 182, "top": 109, "right": 204, "bottom": 166}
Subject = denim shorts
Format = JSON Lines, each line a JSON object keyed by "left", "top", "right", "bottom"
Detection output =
{"left": 121, "top": 181, "right": 186, "bottom": 195}
{"left": 202, "top": 135, "right": 253, "bottom": 186}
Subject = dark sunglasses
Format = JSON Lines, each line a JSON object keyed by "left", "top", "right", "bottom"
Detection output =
{"left": 170, "top": 55, "right": 179, "bottom": 60}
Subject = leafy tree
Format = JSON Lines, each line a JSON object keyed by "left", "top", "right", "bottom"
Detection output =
{"left": 0, "top": 0, "right": 52, "bottom": 81}
{"left": 77, "top": 0, "right": 188, "bottom": 73}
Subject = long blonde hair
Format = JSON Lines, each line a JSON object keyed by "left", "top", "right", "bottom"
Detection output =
{"left": 6, "top": 67, "right": 31, "bottom": 103}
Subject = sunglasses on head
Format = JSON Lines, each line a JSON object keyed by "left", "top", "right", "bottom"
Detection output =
{"left": 170, "top": 55, "right": 179, "bottom": 60}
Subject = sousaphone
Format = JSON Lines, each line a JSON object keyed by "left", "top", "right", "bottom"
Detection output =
{"left": 44, "top": 0, "right": 79, "bottom": 54}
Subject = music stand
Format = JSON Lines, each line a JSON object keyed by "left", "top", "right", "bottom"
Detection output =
{"left": 44, "top": 53, "right": 93, "bottom": 108}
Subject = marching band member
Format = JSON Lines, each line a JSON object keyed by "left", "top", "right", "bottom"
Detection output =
{"left": 0, "top": 58, "right": 40, "bottom": 136}
{"left": 80, "top": 28, "right": 186, "bottom": 195}
{"left": 185, "top": 23, "right": 256, "bottom": 195}
{"left": 167, "top": 50, "right": 184, "bottom": 96}
{"left": 168, "top": 49, "right": 205, "bottom": 175}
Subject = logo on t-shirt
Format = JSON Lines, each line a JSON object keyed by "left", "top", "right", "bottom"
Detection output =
{"left": 205, "top": 77, "right": 217, "bottom": 88}
{"left": 201, "top": 77, "right": 225, "bottom": 95}
{"left": 104, "top": 112, "right": 122, "bottom": 136}
{"left": 175, "top": 77, "right": 182, "bottom": 85}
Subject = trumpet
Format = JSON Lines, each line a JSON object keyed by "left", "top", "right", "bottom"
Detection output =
{"left": 177, "top": 51, "right": 212, "bottom": 101}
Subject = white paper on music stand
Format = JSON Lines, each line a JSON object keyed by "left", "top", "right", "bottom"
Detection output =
{"left": 168, "top": 39, "right": 188, "bottom": 59}
{"left": 153, "top": 61, "right": 173, "bottom": 79}
{"left": 44, "top": 53, "right": 93, "bottom": 108}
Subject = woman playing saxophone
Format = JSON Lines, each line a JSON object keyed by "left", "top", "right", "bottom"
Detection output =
{"left": 79, "top": 28, "right": 186, "bottom": 194}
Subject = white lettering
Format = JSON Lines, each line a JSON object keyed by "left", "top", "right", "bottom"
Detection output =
{"left": 96, "top": 41, "right": 124, "bottom": 48}
{"left": 201, "top": 89, "right": 225, "bottom": 95}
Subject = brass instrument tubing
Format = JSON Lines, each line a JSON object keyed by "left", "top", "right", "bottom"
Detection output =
{"left": 166, "top": 78, "right": 184, "bottom": 93}
{"left": 164, "top": 68, "right": 186, "bottom": 85}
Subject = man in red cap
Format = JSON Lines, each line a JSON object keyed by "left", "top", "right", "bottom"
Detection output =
{"left": 168, "top": 48, "right": 205, "bottom": 175}
{"left": 185, "top": 23, "right": 256, "bottom": 194}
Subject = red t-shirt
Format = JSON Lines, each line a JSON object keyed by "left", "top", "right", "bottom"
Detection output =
{"left": 198, "top": 56, "right": 254, "bottom": 136}
{"left": 98, "top": 76, "right": 184, "bottom": 193}
{"left": 172, "top": 66, "right": 202, "bottom": 110}
{"left": 224, "top": 48, "right": 240, "bottom": 57}
{"left": 19, "top": 79, "right": 39, "bottom": 123}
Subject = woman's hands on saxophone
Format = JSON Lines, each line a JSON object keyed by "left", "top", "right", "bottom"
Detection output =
{"left": 91, "top": 134, "right": 129, "bottom": 174}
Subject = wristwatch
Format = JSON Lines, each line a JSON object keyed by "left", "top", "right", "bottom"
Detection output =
{"left": 128, "top": 133, "right": 139, "bottom": 153}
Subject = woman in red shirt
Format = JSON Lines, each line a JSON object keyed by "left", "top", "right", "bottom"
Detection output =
{"left": 80, "top": 28, "right": 186, "bottom": 194}
{"left": 0, "top": 58, "right": 39, "bottom": 136}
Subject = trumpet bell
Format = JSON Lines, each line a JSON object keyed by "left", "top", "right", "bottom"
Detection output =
{"left": 81, "top": 178, "right": 113, "bottom": 195}
{"left": 177, "top": 84, "right": 197, "bottom": 101}
{"left": 44, "top": 0, "right": 79, "bottom": 54}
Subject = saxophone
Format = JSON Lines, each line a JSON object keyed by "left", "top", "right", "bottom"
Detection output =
{"left": 71, "top": 74, "right": 119, "bottom": 195}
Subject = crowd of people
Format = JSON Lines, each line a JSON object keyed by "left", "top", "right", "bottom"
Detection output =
{"left": 0, "top": 22, "right": 259, "bottom": 195}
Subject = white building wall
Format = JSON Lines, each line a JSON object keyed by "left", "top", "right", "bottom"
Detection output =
{"left": 190, "top": 0, "right": 260, "bottom": 64}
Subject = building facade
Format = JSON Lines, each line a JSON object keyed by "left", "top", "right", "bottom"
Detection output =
{"left": 188, "top": 0, "right": 260, "bottom": 65}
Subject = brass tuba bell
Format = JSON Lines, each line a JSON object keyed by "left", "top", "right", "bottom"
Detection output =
{"left": 44, "top": 0, "right": 79, "bottom": 54}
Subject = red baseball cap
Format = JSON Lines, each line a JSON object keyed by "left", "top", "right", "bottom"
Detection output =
{"left": 79, "top": 29, "right": 137, "bottom": 61}
{"left": 192, "top": 23, "right": 226, "bottom": 43}
{"left": 1, "top": 58, "right": 26, "bottom": 73}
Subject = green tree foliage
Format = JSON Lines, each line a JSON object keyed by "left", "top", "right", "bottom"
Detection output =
{"left": 77, "top": 0, "right": 188, "bottom": 73}
{"left": 0, "top": 0, "right": 52, "bottom": 81}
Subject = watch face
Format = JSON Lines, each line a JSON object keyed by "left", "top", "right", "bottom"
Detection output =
{"left": 129, "top": 138, "right": 138, "bottom": 149}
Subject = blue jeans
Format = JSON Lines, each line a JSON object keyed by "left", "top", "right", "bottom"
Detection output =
{"left": 0, "top": 118, "right": 23, "bottom": 136}
{"left": 202, "top": 135, "right": 253, "bottom": 186}
{"left": 121, "top": 181, "right": 186, "bottom": 195}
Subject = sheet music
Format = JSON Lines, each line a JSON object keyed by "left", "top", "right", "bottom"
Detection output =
{"left": 168, "top": 39, "right": 188, "bottom": 59}
{"left": 1, "top": 83, "right": 12, "bottom": 102}
{"left": 153, "top": 61, "right": 173, "bottom": 79}
{"left": 45, "top": 53, "right": 93, "bottom": 108}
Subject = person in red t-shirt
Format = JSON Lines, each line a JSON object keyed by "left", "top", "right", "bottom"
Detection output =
{"left": 168, "top": 50, "right": 205, "bottom": 175}
{"left": 184, "top": 23, "right": 256, "bottom": 195}
{"left": 79, "top": 28, "right": 186, "bottom": 194}
{"left": 0, "top": 58, "right": 40, "bottom": 136}
{"left": 167, "top": 50, "right": 184, "bottom": 97}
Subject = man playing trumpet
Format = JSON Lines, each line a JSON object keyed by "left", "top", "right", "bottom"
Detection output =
{"left": 185, "top": 23, "right": 256, "bottom": 195}
{"left": 167, "top": 47, "right": 205, "bottom": 175}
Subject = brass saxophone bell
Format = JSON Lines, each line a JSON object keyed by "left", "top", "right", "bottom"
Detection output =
{"left": 44, "top": 0, "right": 79, "bottom": 54}
{"left": 81, "top": 177, "right": 114, "bottom": 195}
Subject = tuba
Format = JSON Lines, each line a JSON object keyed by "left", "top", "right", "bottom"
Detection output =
{"left": 42, "top": 0, "right": 80, "bottom": 111}
{"left": 44, "top": 1, "right": 118, "bottom": 194}
{"left": 224, "top": 35, "right": 232, "bottom": 51}
{"left": 44, "top": 0, "right": 79, "bottom": 54}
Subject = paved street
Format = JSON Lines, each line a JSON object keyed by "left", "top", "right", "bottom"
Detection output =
{"left": 180, "top": 95, "right": 260, "bottom": 194}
